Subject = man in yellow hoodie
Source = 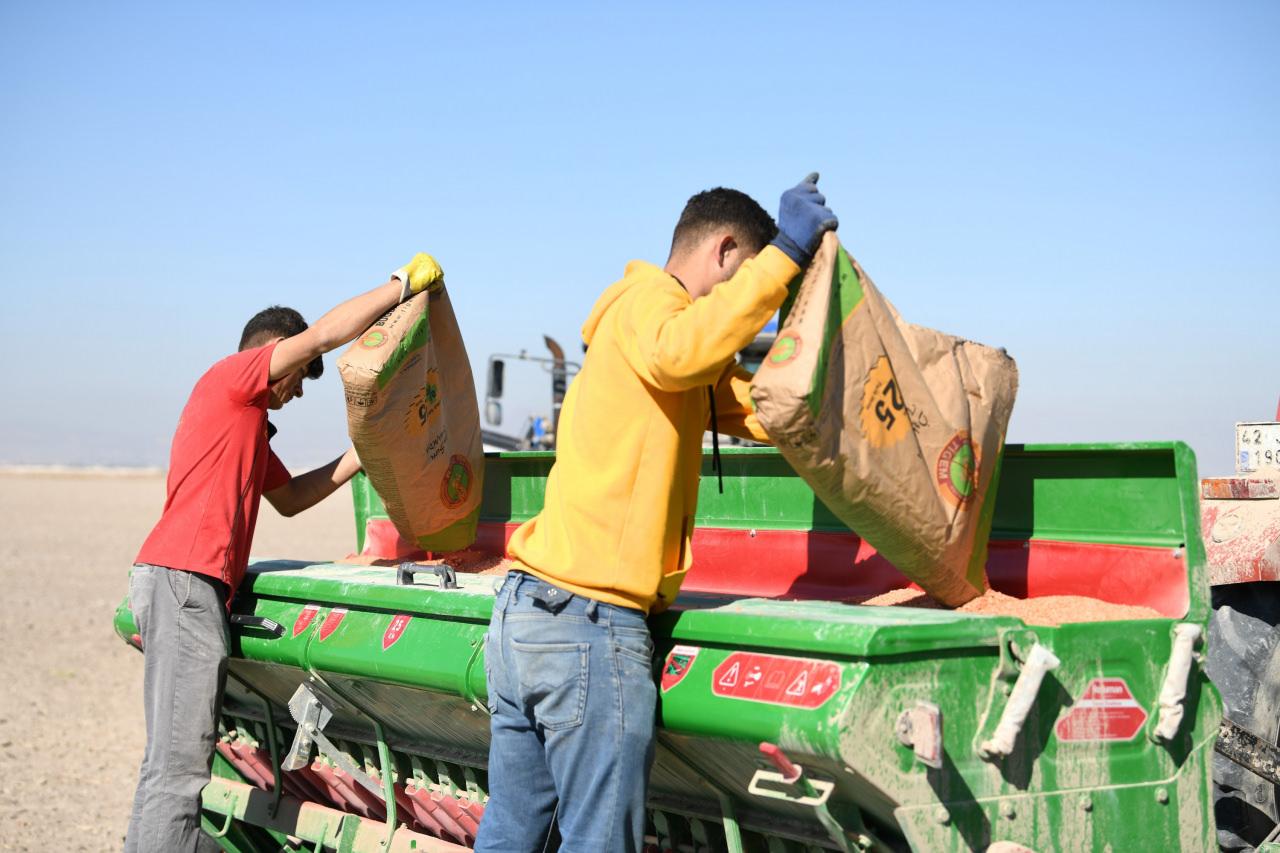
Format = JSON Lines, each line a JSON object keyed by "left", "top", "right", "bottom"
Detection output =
{"left": 476, "top": 175, "right": 837, "bottom": 852}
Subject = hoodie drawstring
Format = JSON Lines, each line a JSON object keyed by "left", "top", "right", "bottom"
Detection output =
{"left": 707, "top": 386, "right": 723, "bottom": 494}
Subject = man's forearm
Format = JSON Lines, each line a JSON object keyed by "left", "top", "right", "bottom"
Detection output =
{"left": 309, "top": 281, "right": 402, "bottom": 353}
{"left": 270, "top": 448, "right": 362, "bottom": 517}
{"left": 269, "top": 280, "right": 403, "bottom": 380}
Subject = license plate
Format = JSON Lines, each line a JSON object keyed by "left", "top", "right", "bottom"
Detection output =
{"left": 1237, "top": 422, "right": 1280, "bottom": 473}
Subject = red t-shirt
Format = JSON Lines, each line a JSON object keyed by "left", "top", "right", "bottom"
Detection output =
{"left": 136, "top": 343, "right": 293, "bottom": 595}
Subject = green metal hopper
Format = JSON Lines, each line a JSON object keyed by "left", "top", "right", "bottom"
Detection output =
{"left": 114, "top": 442, "right": 1220, "bottom": 851}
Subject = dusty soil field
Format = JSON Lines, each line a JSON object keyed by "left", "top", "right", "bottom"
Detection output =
{"left": 0, "top": 472, "right": 355, "bottom": 852}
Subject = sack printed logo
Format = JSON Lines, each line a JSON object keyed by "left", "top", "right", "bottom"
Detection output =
{"left": 344, "top": 387, "right": 377, "bottom": 408}
{"left": 859, "top": 356, "right": 911, "bottom": 449}
{"left": 661, "top": 645, "right": 700, "bottom": 692}
{"left": 361, "top": 329, "right": 388, "bottom": 349}
{"left": 766, "top": 333, "right": 801, "bottom": 366}
{"left": 404, "top": 369, "right": 443, "bottom": 436}
{"left": 936, "top": 432, "right": 978, "bottom": 506}
{"left": 440, "top": 455, "right": 474, "bottom": 508}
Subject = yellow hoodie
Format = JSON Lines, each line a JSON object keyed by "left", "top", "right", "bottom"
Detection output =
{"left": 507, "top": 245, "right": 800, "bottom": 613}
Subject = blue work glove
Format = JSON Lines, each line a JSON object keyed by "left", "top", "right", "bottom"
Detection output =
{"left": 770, "top": 172, "right": 839, "bottom": 268}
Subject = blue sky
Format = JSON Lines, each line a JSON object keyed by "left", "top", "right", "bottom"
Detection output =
{"left": 1, "top": 1, "right": 1276, "bottom": 475}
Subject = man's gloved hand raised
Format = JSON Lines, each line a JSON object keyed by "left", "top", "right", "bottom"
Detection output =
{"left": 390, "top": 253, "right": 445, "bottom": 302}
{"left": 770, "top": 172, "right": 839, "bottom": 268}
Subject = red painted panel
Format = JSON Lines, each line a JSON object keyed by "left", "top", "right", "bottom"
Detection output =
{"left": 1201, "top": 500, "right": 1280, "bottom": 585}
{"left": 360, "top": 518, "right": 1188, "bottom": 616}
{"left": 682, "top": 526, "right": 1187, "bottom": 618}
{"left": 681, "top": 527, "right": 901, "bottom": 601}
{"left": 361, "top": 519, "right": 421, "bottom": 560}
{"left": 1202, "top": 477, "right": 1280, "bottom": 500}
{"left": 988, "top": 538, "right": 1188, "bottom": 618}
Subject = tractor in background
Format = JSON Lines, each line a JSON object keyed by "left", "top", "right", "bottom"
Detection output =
{"left": 1203, "top": 400, "right": 1280, "bottom": 850}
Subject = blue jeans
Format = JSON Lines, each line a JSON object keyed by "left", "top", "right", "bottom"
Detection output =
{"left": 475, "top": 571, "right": 657, "bottom": 853}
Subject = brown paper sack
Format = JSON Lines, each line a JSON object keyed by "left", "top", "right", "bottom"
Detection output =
{"left": 750, "top": 233, "right": 1018, "bottom": 606}
{"left": 338, "top": 286, "right": 484, "bottom": 552}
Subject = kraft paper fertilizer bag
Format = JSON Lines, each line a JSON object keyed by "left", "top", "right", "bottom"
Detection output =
{"left": 338, "top": 285, "right": 484, "bottom": 552}
{"left": 750, "top": 232, "right": 1018, "bottom": 606}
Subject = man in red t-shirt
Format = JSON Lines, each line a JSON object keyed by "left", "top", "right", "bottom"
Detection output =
{"left": 124, "top": 253, "right": 445, "bottom": 853}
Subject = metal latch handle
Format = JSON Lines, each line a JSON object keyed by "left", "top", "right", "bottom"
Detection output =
{"left": 1152, "top": 623, "right": 1202, "bottom": 742}
{"left": 229, "top": 614, "right": 283, "bottom": 638}
{"left": 397, "top": 561, "right": 458, "bottom": 589}
{"left": 759, "top": 741, "right": 801, "bottom": 782}
{"left": 749, "top": 743, "right": 832, "bottom": 807}
{"left": 980, "top": 643, "right": 1060, "bottom": 759}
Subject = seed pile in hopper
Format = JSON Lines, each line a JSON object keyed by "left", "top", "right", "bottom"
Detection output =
{"left": 859, "top": 587, "right": 1162, "bottom": 626}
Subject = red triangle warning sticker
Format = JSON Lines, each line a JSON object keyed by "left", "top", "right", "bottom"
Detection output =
{"left": 711, "top": 652, "right": 843, "bottom": 709}
{"left": 786, "top": 671, "right": 809, "bottom": 697}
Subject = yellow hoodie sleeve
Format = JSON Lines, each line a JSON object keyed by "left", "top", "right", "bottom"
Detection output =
{"left": 711, "top": 363, "right": 772, "bottom": 443}
{"left": 621, "top": 246, "right": 799, "bottom": 392}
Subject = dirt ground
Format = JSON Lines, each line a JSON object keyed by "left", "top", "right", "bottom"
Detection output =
{"left": 0, "top": 472, "right": 355, "bottom": 852}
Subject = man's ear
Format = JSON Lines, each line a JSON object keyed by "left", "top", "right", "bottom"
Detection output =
{"left": 716, "top": 234, "right": 739, "bottom": 268}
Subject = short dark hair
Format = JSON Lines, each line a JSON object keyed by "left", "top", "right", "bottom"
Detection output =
{"left": 669, "top": 188, "right": 777, "bottom": 258}
{"left": 239, "top": 306, "right": 323, "bottom": 380}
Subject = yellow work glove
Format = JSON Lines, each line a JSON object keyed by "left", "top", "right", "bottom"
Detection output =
{"left": 390, "top": 253, "right": 445, "bottom": 302}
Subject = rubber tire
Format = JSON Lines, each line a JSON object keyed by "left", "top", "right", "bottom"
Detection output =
{"left": 1208, "top": 582, "right": 1280, "bottom": 851}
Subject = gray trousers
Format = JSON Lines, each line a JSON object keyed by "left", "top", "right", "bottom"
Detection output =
{"left": 124, "top": 564, "right": 229, "bottom": 853}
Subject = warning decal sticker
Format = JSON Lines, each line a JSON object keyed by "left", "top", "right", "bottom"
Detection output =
{"left": 1056, "top": 677, "right": 1148, "bottom": 742}
{"left": 292, "top": 604, "right": 320, "bottom": 638}
{"left": 318, "top": 608, "right": 347, "bottom": 642}
{"left": 382, "top": 614, "right": 411, "bottom": 650}
{"left": 711, "top": 652, "right": 842, "bottom": 709}
{"left": 661, "top": 645, "right": 700, "bottom": 692}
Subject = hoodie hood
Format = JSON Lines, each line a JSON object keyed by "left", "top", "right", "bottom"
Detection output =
{"left": 581, "top": 261, "right": 685, "bottom": 347}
